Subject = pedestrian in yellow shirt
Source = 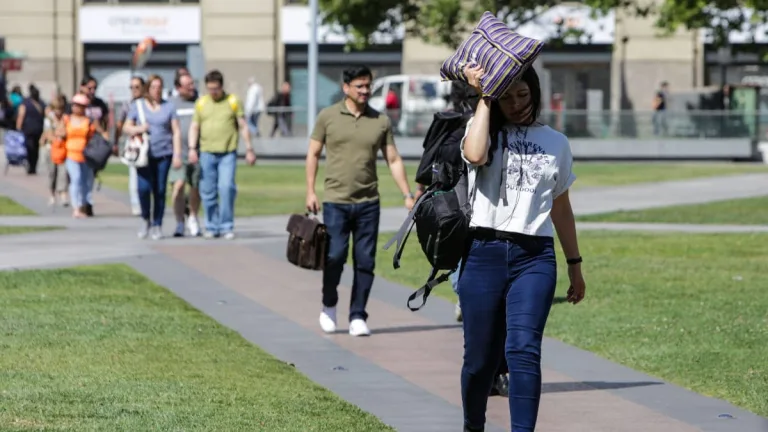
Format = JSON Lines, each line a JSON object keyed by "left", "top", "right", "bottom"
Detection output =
{"left": 187, "top": 70, "right": 256, "bottom": 239}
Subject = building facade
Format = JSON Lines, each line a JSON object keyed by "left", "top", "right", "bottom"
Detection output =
{"left": 3, "top": 0, "right": 280, "bottom": 106}
{"left": 6, "top": 0, "right": 753, "bottom": 126}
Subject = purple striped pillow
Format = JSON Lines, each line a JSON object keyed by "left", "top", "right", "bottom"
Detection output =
{"left": 440, "top": 11, "right": 544, "bottom": 99}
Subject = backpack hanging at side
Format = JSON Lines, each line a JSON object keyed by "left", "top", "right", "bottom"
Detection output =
{"left": 383, "top": 174, "right": 476, "bottom": 311}
{"left": 384, "top": 124, "right": 510, "bottom": 311}
{"left": 383, "top": 110, "right": 477, "bottom": 311}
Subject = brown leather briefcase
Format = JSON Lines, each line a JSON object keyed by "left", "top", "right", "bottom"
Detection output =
{"left": 286, "top": 213, "right": 328, "bottom": 271}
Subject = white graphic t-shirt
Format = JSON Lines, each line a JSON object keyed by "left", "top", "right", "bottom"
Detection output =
{"left": 461, "top": 118, "right": 576, "bottom": 237}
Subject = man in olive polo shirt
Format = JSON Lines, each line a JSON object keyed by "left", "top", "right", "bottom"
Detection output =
{"left": 306, "top": 65, "right": 415, "bottom": 337}
{"left": 188, "top": 69, "right": 256, "bottom": 240}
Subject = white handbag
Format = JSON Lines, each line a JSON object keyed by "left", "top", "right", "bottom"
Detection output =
{"left": 120, "top": 100, "right": 150, "bottom": 168}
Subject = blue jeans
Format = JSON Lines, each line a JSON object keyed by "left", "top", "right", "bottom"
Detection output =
{"left": 247, "top": 112, "right": 261, "bottom": 137}
{"left": 199, "top": 151, "right": 237, "bottom": 234}
{"left": 458, "top": 233, "right": 557, "bottom": 432}
{"left": 136, "top": 155, "right": 172, "bottom": 226}
{"left": 322, "top": 200, "right": 380, "bottom": 321}
{"left": 65, "top": 158, "right": 94, "bottom": 208}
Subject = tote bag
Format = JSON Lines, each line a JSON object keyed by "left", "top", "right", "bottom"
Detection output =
{"left": 120, "top": 100, "right": 150, "bottom": 168}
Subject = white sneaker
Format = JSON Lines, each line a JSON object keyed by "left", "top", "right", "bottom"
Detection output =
{"left": 349, "top": 319, "right": 371, "bottom": 337}
{"left": 187, "top": 216, "right": 201, "bottom": 237}
{"left": 150, "top": 226, "right": 163, "bottom": 241}
{"left": 455, "top": 302, "right": 463, "bottom": 322}
{"left": 203, "top": 231, "right": 217, "bottom": 239}
{"left": 319, "top": 307, "right": 337, "bottom": 333}
{"left": 137, "top": 221, "right": 149, "bottom": 239}
{"left": 131, "top": 206, "right": 141, "bottom": 216}
{"left": 223, "top": 232, "right": 236, "bottom": 240}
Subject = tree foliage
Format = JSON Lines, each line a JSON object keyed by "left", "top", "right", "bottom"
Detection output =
{"left": 316, "top": 0, "right": 764, "bottom": 48}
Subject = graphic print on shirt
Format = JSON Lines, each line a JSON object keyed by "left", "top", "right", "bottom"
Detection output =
{"left": 85, "top": 106, "right": 103, "bottom": 123}
{"left": 506, "top": 135, "right": 551, "bottom": 194}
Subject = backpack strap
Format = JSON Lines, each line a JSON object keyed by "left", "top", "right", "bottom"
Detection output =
{"left": 382, "top": 183, "right": 438, "bottom": 269}
{"left": 227, "top": 94, "right": 239, "bottom": 114}
{"left": 406, "top": 267, "right": 454, "bottom": 311}
{"left": 194, "top": 95, "right": 209, "bottom": 114}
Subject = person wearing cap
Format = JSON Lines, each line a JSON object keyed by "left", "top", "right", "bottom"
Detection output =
{"left": 56, "top": 93, "right": 108, "bottom": 218}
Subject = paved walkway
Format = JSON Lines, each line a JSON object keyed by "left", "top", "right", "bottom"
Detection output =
{"left": 2, "top": 166, "right": 768, "bottom": 431}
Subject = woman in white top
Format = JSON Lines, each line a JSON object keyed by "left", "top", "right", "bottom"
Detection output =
{"left": 458, "top": 65, "right": 586, "bottom": 432}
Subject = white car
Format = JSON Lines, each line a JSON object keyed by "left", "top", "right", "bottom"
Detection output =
{"left": 368, "top": 75, "right": 451, "bottom": 136}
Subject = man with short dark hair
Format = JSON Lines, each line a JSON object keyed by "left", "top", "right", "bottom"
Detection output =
{"left": 306, "top": 65, "right": 415, "bottom": 337}
{"left": 77, "top": 75, "right": 109, "bottom": 130}
{"left": 187, "top": 69, "right": 255, "bottom": 240}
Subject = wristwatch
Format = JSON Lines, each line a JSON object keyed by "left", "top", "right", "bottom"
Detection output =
{"left": 566, "top": 256, "right": 583, "bottom": 265}
{"left": 404, "top": 192, "right": 415, "bottom": 199}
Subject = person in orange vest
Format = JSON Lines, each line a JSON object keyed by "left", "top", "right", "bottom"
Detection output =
{"left": 56, "top": 93, "right": 108, "bottom": 218}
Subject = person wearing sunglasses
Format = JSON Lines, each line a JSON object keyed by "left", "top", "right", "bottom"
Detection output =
{"left": 115, "top": 76, "right": 146, "bottom": 216}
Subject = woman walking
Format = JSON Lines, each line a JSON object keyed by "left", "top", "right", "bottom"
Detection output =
{"left": 57, "top": 93, "right": 107, "bottom": 218}
{"left": 15, "top": 84, "right": 46, "bottom": 175}
{"left": 41, "top": 95, "right": 69, "bottom": 206}
{"left": 116, "top": 76, "right": 146, "bottom": 216}
{"left": 122, "top": 74, "right": 182, "bottom": 240}
{"left": 458, "top": 65, "right": 586, "bottom": 432}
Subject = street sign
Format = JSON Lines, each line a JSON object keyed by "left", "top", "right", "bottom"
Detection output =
{"left": 0, "top": 50, "right": 26, "bottom": 72}
{"left": 1, "top": 58, "right": 22, "bottom": 71}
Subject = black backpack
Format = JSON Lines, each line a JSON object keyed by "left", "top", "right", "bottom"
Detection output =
{"left": 383, "top": 111, "right": 476, "bottom": 311}
{"left": 414, "top": 110, "right": 470, "bottom": 188}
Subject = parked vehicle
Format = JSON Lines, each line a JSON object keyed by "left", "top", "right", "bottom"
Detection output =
{"left": 368, "top": 75, "right": 451, "bottom": 136}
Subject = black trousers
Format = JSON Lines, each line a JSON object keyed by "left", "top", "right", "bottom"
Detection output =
{"left": 24, "top": 132, "right": 42, "bottom": 174}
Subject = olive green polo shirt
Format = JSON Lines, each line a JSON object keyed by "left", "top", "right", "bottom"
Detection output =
{"left": 311, "top": 101, "right": 395, "bottom": 204}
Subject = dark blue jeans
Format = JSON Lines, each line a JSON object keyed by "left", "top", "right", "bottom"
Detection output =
{"left": 137, "top": 155, "right": 172, "bottom": 227}
{"left": 458, "top": 233, "right": 557, "bottom": 432}
{"left": 322, "top": 200, "right": 380, "bottom": 321}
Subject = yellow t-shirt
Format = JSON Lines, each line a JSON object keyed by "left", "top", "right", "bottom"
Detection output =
{"left": 193, "top": 94, "right": 243, "bottom": 153}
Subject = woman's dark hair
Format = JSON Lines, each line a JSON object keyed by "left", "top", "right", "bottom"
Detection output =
{"left": 28, "top": 84, "right": 40, "bottom": 102}
{"left": 11, "top": 85, "right": 22, "bottom": 94}
{"left": 487, "top": 66, "right": 542, "bottom": 163}
{"left": 448, "top": 81, "right": 480, "bottom": 113}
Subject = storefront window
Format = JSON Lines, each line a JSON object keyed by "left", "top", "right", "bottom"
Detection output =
{"left": 706, "top": 64, "right": 768, "bottom": 87}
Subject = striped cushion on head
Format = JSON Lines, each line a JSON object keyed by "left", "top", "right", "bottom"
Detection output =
{"left": 440, "top": 11, "right": 544, "bottom": 99}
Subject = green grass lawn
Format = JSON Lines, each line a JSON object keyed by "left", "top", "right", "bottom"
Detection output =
{"left": 0, "top": 196, "right": 34, "bottom": 215}
{"left": 376, "top": 230, "right": 768, "bottom": 417}
{"left": 97, "top": 162, "right": 766, "bottom": 217}
{"left": 569, "top": 162, "right": 766, "bottom": 188}
{"left": 577, "top": 195, "right": 768, "bottom": 225}
{"left": 98, "top": 163, "right": 416, "bottom": 216}
{"left": 0, "top": 265, "right": 392, "bottom": 431}
{"left": 0, "top": 226, "right": 62, "bottom": 236}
